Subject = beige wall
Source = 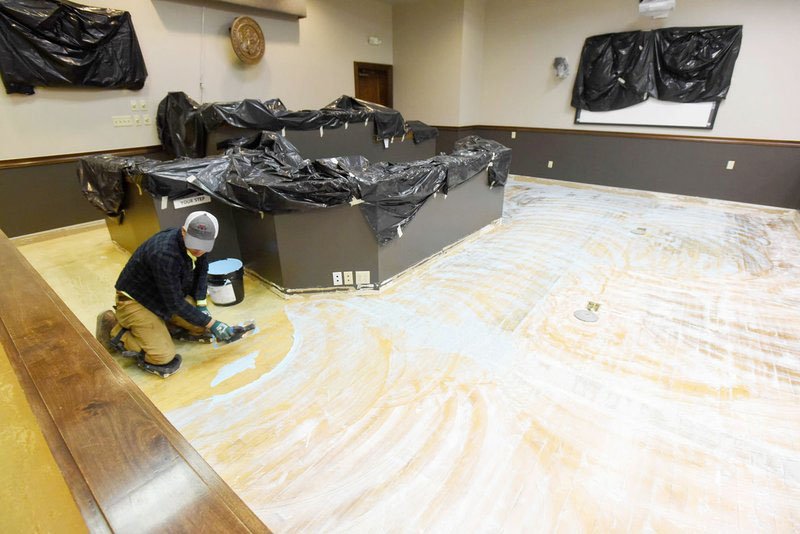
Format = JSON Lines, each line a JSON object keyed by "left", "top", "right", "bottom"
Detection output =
{"left": 0, "top": 0, "right": 392, "bottom": 160}
{"left": 393, "top": 0, "right": 465, "bottom": 125}
{"left": 4, "top": 0, "right": 797, "bottom": 160}
{"left": 458, "top": 0, "right": 486, "bottom": 125}
{"left": 479, "top": 0, "right": 800, "bottom": 139}
{"left": 393, "top": 0, "right": 800, "bottom": 140}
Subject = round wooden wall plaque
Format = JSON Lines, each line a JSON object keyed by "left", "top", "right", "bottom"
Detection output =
{"left": 230, "top": 16, "right": 265, "bottom": 64}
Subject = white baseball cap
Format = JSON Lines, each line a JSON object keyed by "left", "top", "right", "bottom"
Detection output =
{"left": 183, "top": 211, "right": 219, "bottom": 252}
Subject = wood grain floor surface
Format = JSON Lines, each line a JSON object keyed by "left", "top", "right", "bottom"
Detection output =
{"left": 16, "top": 176, "right": 800, "bottom": 532}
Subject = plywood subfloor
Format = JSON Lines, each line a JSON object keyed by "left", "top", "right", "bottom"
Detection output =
{"left": 17, "top": 177, "right": 800, "bottom": 532}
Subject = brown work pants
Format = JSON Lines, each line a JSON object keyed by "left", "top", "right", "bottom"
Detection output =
{"left": 110, "top": 294, "right": 206, "bottom": 365}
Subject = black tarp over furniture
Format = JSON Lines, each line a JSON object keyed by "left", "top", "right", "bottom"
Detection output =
{"left": 79, "top": 135, "right": 510, "bottom": 245}
{"left": 0, "top": 0, "right": 147, "bottom": 95}
{"left": 156, "top": 92, "right": 437, "bottom": 159}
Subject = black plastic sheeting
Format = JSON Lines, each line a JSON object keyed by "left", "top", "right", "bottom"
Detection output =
{"left": 78, "top": 154, "right": 148, "bottom": 217}
{"left": 405, "top": 120, "right": 439, "bottom": 145}
{"left": 0, "top": 0, "right": 147, "bottom": 95}
{"left": 572, "top": 31, "right": 655, "bottom": 112}
{"left": 324, "top": 96, "right": 405, "bottom": 143}
{"left": 572, "top": 26, "right": 742, "bottom": 111}
{"left": 454, "top": 136, "right": 512, "bottom": 187}
{"left": 79, "top": 135, "right": 509, "bottom": 245}
{"left": 653, "top": 26, "right": 743, "bottom": 103}
{"left": 156, "top": 92, "right": 437, "bottom": 159}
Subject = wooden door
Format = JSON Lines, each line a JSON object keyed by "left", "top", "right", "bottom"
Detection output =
{"left": 354, "top": 62, "right": 393, "bottom": 107}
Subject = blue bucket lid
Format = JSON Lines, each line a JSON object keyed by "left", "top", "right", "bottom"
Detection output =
{"left": 208, "top": 258, "right": 243, "bottom": 275}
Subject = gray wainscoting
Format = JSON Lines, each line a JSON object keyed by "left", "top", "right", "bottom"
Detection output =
{"left": 437, "top": 127, "right": 800, "bottom": 209}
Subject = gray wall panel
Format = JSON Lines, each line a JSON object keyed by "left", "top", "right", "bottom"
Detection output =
{"left": 0, "top": 162, "right": 102, "bottom": 237}
{"left": 379, "top": 170, "right": 502, "bottom": 281}
{"left": 234, "top": 210, "right": 284, "bottom": 286}
{"left": 273, "top": 205, "right": 379, "bottom": 289}
{"left": 440, "top": 127, "right": 800, "bottom": 209}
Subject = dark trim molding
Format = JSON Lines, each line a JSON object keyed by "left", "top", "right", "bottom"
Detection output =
{"left": 0, "top": 145, "right": 163, "bottom": 170}
{"left": 434, "top": 125, "right": 800, "bottom": 148}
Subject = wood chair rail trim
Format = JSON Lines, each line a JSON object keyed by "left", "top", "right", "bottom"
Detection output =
{"left": 0, "top": 145, "right": 163, "bottom": 170}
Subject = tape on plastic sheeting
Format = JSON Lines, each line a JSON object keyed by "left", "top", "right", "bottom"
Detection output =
{"left": 401, "top": 133, "right": 405, "bottom": 142}
{"left": 383, "top": 139, "right": 389, "bottom": 149}
{"left": 161, "top": 196, "right": 168, "bottom": 210}
{"left": 319, "top": 126, "right": 324, "bottom": 137}
{"left": 397, "top": 225, "right": 403, "bottom": 238}
{"left": 364, "top": 118, "right": 369, "bottom": 126}
{"left": 281, "top": 127, "right": 286, "bottom": 137}
{"left": 345, "top": 122, "right": 349, "bottom": 129}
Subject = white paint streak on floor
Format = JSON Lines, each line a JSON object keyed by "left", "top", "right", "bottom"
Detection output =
{"left": 18, "top": 177, "right": 800, "bottom": 533}
{"left": 211, "top": 350, "right": 260, "bottom": 387}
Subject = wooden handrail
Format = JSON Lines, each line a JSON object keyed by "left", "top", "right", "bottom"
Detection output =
{"left": 0, "top": 145, "right": 163, "bottom": 170}
{"left": 0, "top": 229, "right": 269, "bottom": 532}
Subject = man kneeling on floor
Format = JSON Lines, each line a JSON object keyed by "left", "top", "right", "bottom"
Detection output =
{"left": 96, "top": 211, "right": 236, "bottom": 378}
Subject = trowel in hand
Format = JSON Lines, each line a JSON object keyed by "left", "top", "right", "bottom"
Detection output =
{"left": 214, "top": 320, "right": 257, "bottom": 347}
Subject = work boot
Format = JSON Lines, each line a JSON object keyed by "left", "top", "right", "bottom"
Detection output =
{"left": 95, "top": 310, "right": 120, "bottom": 352}
{"left": 137, "top": 354, "right": 182, "bottom": 379}
{"left": 169, "top": 326, "right": 213, "bottom": 344}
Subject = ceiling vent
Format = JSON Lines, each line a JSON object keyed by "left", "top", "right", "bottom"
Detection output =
{"left": 639, "top": 0, "right": 675, "bottom": 19}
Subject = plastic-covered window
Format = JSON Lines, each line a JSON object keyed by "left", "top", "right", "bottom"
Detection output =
{"left": 653, "top": 26, "right": 743, "bottom": 103}
{"left": 571, "top": 31, "right": 655, "bottom": 112}
{"left": 572, "top": 26, "right": 742, "bottom": 111}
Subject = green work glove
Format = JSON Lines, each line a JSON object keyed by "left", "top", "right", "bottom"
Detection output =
{"left": 196, "top": 299, "right": 210, "bottom": 316}
{"left": 210, "top": 320, "right": 235, "bottom": 341}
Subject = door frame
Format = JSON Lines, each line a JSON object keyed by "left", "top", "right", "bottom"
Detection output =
{"left": 353, "top": 62, "right": 393, "bottom": 108}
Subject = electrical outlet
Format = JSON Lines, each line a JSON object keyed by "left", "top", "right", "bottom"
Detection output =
{"left": 510, "top": 131, "right": 516, "bottom": 139}
{"left": 112, "top": 115, "right": 133, "bottom": 127}
{"left": 343, "top": 271, "right": 354, "bottom": 285}
{"left": 143, "top": 115, "right": 152, "bottom": 126}
{"left": 355, "top": 271, "right": 371, "bottom": 285}
{"left": 130, "top": 99, "right": 138, "bottom": 111}
{"left": 726, "top": 160, "right": 735, "bottom": 170}
{"left": 139, "top": 99, "right": 148, "bottom": 111}
{"left": 332, "top": 272, "right": 343, "bottom": 286}
{"left": 547, "top": 160, "right": 554, "bottom": 168}
{"left": 133, "top": 115, "right": 142, "bottom": 126}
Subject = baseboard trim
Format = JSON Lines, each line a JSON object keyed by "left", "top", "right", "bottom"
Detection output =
{"left": 11, "top": 219, "right": 106, "bottom": 247}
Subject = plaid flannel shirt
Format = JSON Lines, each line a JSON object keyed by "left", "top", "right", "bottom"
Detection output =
{"left": 116, "top": 228, "right": 210, "bottom": 327}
